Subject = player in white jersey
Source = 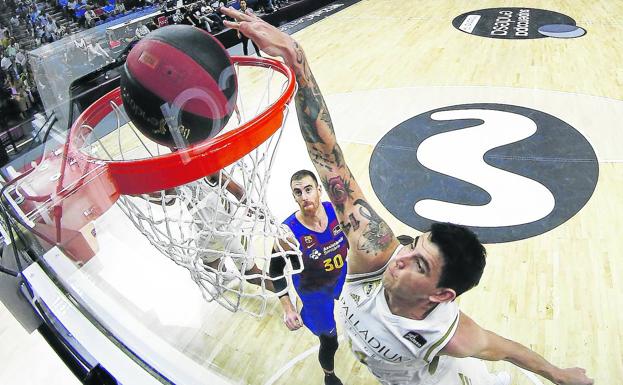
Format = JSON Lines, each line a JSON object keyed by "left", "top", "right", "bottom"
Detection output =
{"left": 149, "top": 172, "right": 265, "bottom": 294}
{"left": 186, "top": 173, "right": 268, "bottom": 290}
{"left": 341, "top": 237, "right": 503, "bottom": 385}
{"left": 221, "top": 7, "right": 594, "bottom": 385}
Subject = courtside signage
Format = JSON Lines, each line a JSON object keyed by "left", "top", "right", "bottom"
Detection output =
{"left": 458, "top": 15, "right": 481, "bottom": 33}
{"left": 452, "top": 8, "right": 586, "bottom": 39}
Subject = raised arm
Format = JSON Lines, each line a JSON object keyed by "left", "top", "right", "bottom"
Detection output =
{"left": 442, "top": 312, "right": 594, "bottom": 385}
{"left": 221, "top": 7, "right": 399, "bottom": 274}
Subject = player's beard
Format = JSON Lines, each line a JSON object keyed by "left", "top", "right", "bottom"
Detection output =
{"left": 302, "top": 200, "right": 318, "bottom": 215}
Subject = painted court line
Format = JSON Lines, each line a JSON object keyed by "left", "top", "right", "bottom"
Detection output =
{"left": 263, "top": 336, "right": 344, "bottom": 385}
{"left": 264, "top": 335, "right": 545, "bottom": 385}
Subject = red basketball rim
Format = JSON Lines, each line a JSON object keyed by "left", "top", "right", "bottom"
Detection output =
{"left": 68, "top": 56, "right": 296, "bottom": 195}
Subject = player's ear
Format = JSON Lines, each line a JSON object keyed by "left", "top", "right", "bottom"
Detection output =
{"left": 429, "top": 288, "right": 456, "bottom": 303}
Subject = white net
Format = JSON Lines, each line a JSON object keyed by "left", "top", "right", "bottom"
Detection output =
{"left": 74, "top": 59, "right": 302, "bottom": 317}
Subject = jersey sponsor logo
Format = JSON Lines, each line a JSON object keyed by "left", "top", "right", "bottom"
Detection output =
{"left": 370, "top": 103, "right": 598, "bottom": 243}
{"left": 452, "top": 8, "right": 586, "bottom": 39}
{"left": 322, "top": 237, "right": 345, "bottom": 254}
{"left": 341, "top": 298, "right": 403, "bottom": 363}
{"left": 309, "top": 249, "right": 322, "bottom": 260}
{"left": 363, "top": 280, "right": 381, "bottom": 296}
{"left": 403, "top": 331, "right": 427, "bottom": 348}
{"left": 332, "top": 223, "right": 342, "bottom": 237}
{"left": 302, "top": 235, "right": 317, "bottom": 248}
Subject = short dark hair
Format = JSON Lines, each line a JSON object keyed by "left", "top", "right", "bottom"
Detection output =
{"left": 290, "top": 169, "right": 318, "bottom": 187}
{"left": 429, "top": 222, "right": 486, "bottom": 297}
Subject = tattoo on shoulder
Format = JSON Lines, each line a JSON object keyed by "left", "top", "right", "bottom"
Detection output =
{"left": 341, "top": 213, "right": 361, "bottom": 235}
{"left": 354, "top": 199, "right": 394, "bottom": 255}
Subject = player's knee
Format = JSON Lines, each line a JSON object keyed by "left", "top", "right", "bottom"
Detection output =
{"left": 319, "top": 334, "right": 339, "bottom": 354}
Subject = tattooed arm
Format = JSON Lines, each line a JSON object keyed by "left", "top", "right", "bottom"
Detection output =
{"left": 221, "top": 7, "right": 399, "bottom": 273}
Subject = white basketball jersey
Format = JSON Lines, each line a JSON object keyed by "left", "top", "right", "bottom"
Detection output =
{"left": 339, "top": 246, "right": 460, "bottom": 385}
{"left": 182, "top": 181, "right": 245, "bottom": 263}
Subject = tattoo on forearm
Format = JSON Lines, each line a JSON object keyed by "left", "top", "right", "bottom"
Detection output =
{"left": 332, "top": 145, "right": 344, "bottom": 168}
{"left": 308, "top": 144, "right": 345, "bottom": 171}
{"left": 310, "top": 145, "right": 334, "bottom": 171}
{"left": 322, "top": 175, "right": 354, "bottom": 213}
{"left": 354, "top": 199, "right": 394, "bottom": 255}
{"left": 291, "top": 42, "right": 336, "bottom": 148}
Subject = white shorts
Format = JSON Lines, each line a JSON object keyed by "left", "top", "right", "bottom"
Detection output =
{"left": 197, "top": 234, "right": 246, "bottom": 265}
{"left": 370, "top": 356, "right": 495, "bottom": 385}
{"left": 423, "top": 356, "right": 495, "bottom": 385}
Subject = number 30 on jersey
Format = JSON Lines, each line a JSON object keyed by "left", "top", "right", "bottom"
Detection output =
{"left": 323, "top": 254, "right": 344, "bottom": 272}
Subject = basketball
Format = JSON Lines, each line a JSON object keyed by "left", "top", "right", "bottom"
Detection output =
{"left": 120, "top": 24, "right": 237, "bottom": 148}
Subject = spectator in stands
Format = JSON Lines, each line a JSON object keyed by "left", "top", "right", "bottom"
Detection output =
{"left": 67, "top": 0, "right": 77, "bottom": 20}
{"left": 113, "top": 0, "right": 125, "bottom": 14}
{"left": 135, "top": 23, "right": 150, "bottom": 39}
{"left": 54, "top": 24, "right": 68, "bottom": 40}
{"left": 85, "top": 7, "right": 99, "bottom": 27}
{"left": 9, "top": 77, "right": 30, "bottom": 119}
{"left": 0, "top": 83, "right": 11, "bottom": 138}
{"left": 5, "top": 40, "right": 17, "bottom": 57}
{"left": 44, "top": 14, "right": 59, "bottom": 42}
{"left": 146, "top": 20, "right": 158, "bottom": 31}
{"left": 0, "top": 26, "right": 9, "bottom": 45}
{"left": 256, "top": 0, "right": 275, "bottom": 13}
{"left": 171, "top": 8, "right": 184, "bottom": 24}
{"left": 237, "top": 0, "right": 261, "bottom": 56}
{"left": 193, "top": 9, "right": 212, "bottom": 32}
{"left": 14, "top": 49, "right": 27, "bottom": 75}
{"left": 1, "top": 55, "right": 12, "bottom": 73}
{"left": 204, "top": 5, "right": 224, "bottom": 31}
{"left": 10, "top": 15, "right": 20, "bottom": 28}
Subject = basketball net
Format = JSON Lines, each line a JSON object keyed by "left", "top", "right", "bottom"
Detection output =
{"left": 113, "top": 141, "right": 299, "bottom": 317}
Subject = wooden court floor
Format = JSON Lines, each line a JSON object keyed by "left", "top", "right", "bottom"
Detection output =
{"left": 2, "top": 0, "right": 622, "bottom": 384}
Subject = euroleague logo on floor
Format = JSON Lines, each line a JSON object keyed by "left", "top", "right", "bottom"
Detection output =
{"left": 452, "top": 8, "right": 587, "bottom": 39}
{"left": 369, "top": 104, "right": 598, "bottom": 243}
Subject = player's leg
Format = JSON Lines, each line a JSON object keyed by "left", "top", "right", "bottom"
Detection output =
{"left": 224, "top": 235, "right": 275, "bottom": 290}
{"left": 318, "top": 333, "right": 341, "bottom": 385}
{"left": 241, "top": 35, "right": 250, "bottom": 55}
{"left": 299, "top": 292, "right": 343, "bottom": 385}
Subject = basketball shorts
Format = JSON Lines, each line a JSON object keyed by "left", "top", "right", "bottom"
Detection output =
{"left": 369, "top": 356, "right": 495, "bottom": 385}
{"left": 297, "top": 269, "right": 346, "bottom": 336}
{"left": 299, "top": 290, "right": 338, "bottom": 336}
{"left": 421, "top": 356, "right": 495, "bottom": 385}
{"left": 197, "top": 234, "right": 247, "bottom": 267}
